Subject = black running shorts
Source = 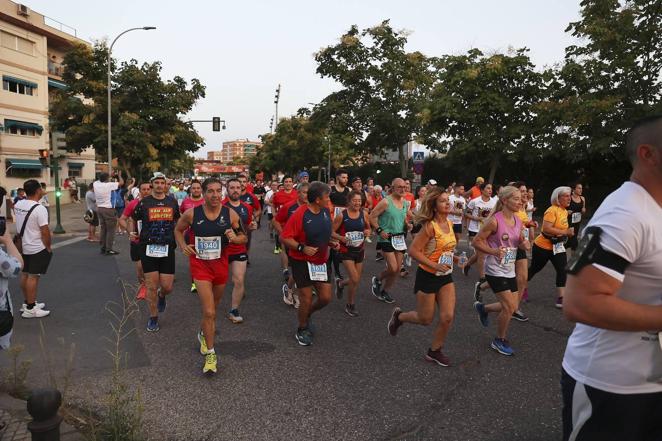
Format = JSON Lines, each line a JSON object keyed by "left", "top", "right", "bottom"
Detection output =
{"left": 22, "top": 249, "right": 52, "bottom": 275}
{"left": 413, "top": 267, "right": 453, "bottom": 294}
{"left": 485, "top": 275, "right": 518, "bottom": 293}
{"left": 139, "top": 244, "right": 176, "bottom": 275}
{"left": 290, "top": 258, "right": 331, "bottom": 289}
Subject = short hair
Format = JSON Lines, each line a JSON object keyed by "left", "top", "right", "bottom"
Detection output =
{"left": 347, "top": 189, "right": 365, "bottom": 205}
{"left": 296, "top": 182, "right": 310, "bottom": 192}
{"left": 282, "top": 175, "right": 293, "bottom": 182}
{"left": 479, "top": 182, "right": 490, "bottom": 191}
{"left": 99, "top": 172, "right": 110, "bottom": 182}
{"left": 551, "top": 186, "right": 571, "bottom": 206}
{"left": 625, "top": 115, "right": 662, "bottom": 165}
{"left": 335, "top": 169, "right": 348, "bottom": 177}
{"left": 139, "top": 182, "right": 152, "bottom": 189}
{"left": 23, "top": 179, "right": 41, "bottom": 197}
{"left": 307, "top": 181, "right": 330, "bottom": 203}
{"left": 202, "top": 177, "right": 222, "bottom": 192}
{"left": 227, "top": 178, "right": 241, "bottom": 187}
{"left": 238, "top": 174, "right": 248, "bottom": 180}
{"left": 189, "top": 179, "right": 202, "bottom": 187}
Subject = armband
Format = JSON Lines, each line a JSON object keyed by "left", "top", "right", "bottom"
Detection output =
{"left": 566, "top": 226, "right": 630, "bottom": 275}
{"left": 297, "top": 243, "right": 305, "bottom": 253}
{"left": 376, "top": 227, "right": 383, "bottom": 234}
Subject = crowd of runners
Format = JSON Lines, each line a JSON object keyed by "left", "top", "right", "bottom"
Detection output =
{"left": 110, "top": 166, "right": 594, "bottom": 375}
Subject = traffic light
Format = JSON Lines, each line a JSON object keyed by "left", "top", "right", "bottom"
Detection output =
{"left": 38, "top": 149, "right": 49, "bottom": 166}
{"left": 212, "top": 117, "right": 221, "bottom": 132}
{"left": 55, "top": 189, "right": 62, "bottom": 198}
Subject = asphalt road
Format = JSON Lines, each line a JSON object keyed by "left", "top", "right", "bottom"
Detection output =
{"left": 4, "top": 213, "right": 574, "bottom": 441}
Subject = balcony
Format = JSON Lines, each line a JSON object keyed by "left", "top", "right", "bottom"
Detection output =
{"left": 48, "top": 60, "right": 64, "bottom": 78}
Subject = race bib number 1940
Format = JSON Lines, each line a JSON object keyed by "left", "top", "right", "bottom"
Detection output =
{"left": 146, "top": 244, "right": 168, "bottom": 258}
{"left": 307, "top": 262, "right": 328, "bottom": 282}
{"left": 391, "top": 235, "right": 407, "bottom": 251}
{"left": 195, "top": 236, "right": 222, "bottom": 260}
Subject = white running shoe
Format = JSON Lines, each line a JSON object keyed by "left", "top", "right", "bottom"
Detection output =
{"left": 293, "top": 293, "right": 300, "bottom": 309}
{"left": 282, "top": 284, "right": 294, "bottom": 306}
{"left": 21, "top": 307, "right": 50, "bottom": 318}
{"left": 20, "top": 302, "right": 45, "bottom": 313}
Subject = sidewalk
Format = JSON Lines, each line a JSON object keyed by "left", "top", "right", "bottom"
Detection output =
{"left": 47, "top": 201, "right": 89, "bottom": 238}
{"left": 0, "top": 393, "right": 84, "bottom": 441}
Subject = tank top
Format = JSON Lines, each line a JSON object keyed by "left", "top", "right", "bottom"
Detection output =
{"left": 484, "top": 211, "right": 522, "bottom": 279}
{"left": 420, "top": 219, "right": 457, "bottom": 275}
{"left": 568, "top": 196, "right": 584, "bottom": 226}
{"left": 338, "top": 209, "right": 365, "bottom": 253}
{"left": 378, "top": 196, "right": 409, "bottom": 243}
{"left": 190, "top": 205, "right": 231, "bottom": 260}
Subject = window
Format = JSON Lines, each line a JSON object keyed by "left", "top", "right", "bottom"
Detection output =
{"left": 4, "top": 120, "right": 42, "bottom": 137}
{"left": 0, "top": 31, "right": 35, "bottom": 55}
{"left": 68, "top": 168, "right": 82, "bottom": 178}
{"left": 2, "top": 77, "right": 36, "bottom": 96}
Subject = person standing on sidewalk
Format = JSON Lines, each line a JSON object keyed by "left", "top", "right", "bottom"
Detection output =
{"left": 94, "top": 172, "right": 124, "bottom": 255}
{"left": 14, "top": 180, "right": 51, "bottom": 318}
{"left": 85, "top": 183, "right": 99, "bottom": 242}
{"left": 0, "top": 226, "right": 23, "bottom": 348}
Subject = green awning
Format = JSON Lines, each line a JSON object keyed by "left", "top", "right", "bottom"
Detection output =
{"left": 6, "top": 158, "right": 43, "bottom": 170}
{"left": 2, "top": 75, "right": 38, "bottom": 89}
{"left": 67, "top": 162, "right": 84, "bottom": 169}
{"left": 48, "top": 78, "right": 68, "bottom": 90}
{"left": 3, "top": 119, "right": 43, "bottom": 134}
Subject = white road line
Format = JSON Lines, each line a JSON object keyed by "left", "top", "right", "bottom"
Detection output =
{"left": 52, "top": 236, "right": 87, "bottom": 250}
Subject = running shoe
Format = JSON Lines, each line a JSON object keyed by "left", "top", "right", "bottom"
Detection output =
{"left": 425, "top": 348, "right": 451, "bottom": 367}
{"left": 157, "top": 293, "right": 167, "bottom": 313}
{"left": 491, "top": 338, "right": 514, "bottom": 356}
{"left": 381, "top": 291, "right": 395, "bottom": 304}
{"left": 555, "top": 297, "right": 563, "bottom": 309}
{"left": 21, "top": 307, "right": 50, "bottom": 319}
{"left": 512, "top": 310, "right": 529, "bottom": 322}
{"left": 293, "top": 293, "right": 300, "bottom": 309}
{"left": 399, "top": 266, "right": 409, "bottom": 278}
{"left": 345, "top": 304, "right": 359, "bottom": 317}
{"left": 365, "top": 236, "right": 372, "bottom": 243}
{"left": 371, "top": 276, "right": 382, "bottom": 298}
{"left": 146, "top": 317, "right": 159, "bottom": 332}
{"left": 473, "top": 281, "right": 483, "bottom": 303}
{"left": 105, "top": 249, "right": 120, "bottom": 255}
{"left": 282, "top": 284, "right": 294, "bottom": 306}
{"left": 375, "top": 253, "right": 384, "bottom": 262}
{"left": 190, "top": 282, "right": 197, "bottom": 293}
{"left": 282, "top": 268, "right": 290, "bottom": 283}
{"left": 335, "top": 277, "right": 344, "bottom": 299}
{"left": 228, "top": 309, "right": 244, "bottom": 324}
{"left": 20, "top": 302, "right": 45, "bottom": 313}
{"left": 387, "top": 307, "right": 402, "bottom": 336}
{"left": 198, "top": 331, "right": 208, "bottom": 355}
{"left": 295, "top": 328, "right": 313, "bottom": 346}
{"left": 203, "top": 352, "right": 218, "bottom": 374}
{"left": 273, "top": 246, "right": 281, "bottom": 254}
{"left": 404, "top": 253, "right": 412, "bottom": 267}
{"left": 473, "top": 302, "right": 489, "bottom": 327}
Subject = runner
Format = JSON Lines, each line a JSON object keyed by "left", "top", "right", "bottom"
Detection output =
{"left": 237, "top": 174, "right": 261, "bottom": 260}
{"left": 351, "top": 176, "right": 372, "bottom": 210}
{"left": 511, "top": 182, "right": 537, "bottom": 321}
{"left": 561, "top": 116, "right": 662, "bottom": 441}
{"left": 329, "top": 170, "right": 351, "bottom": 280}
{"left": 448, "top": 183, "right": 466, "bottom": 243}
{"left": 252, "top": 177, "right": 267, "bottom": 228}
{"left": 526, "top": 187, "right": 536, "bottom": 221}
{"left": 264, "top": 181, "right": 278, "bottom": 239}
{"left": 271, "top": 176, "right": 298, "bottom": 256}
{"left": 280, "top": 181, "right": 335, "bottom": 346}
{"left": 273, "top": 183, "right": 308, "bottom": 308}
{"left": 223, "top": 178, "right": 256, "bottom": 324}
{"left": 297, "top": 171, "right": 310, "bottom": 184}
{"left": 463, "top": 183, "right": 496, "bottom": 301}
{"left": 464, "top": 176, "right": 485, "bottom": 201}
{"left": 179, "top": 180, "right": 205, "bottom": 293}
{"left": 565, "top": 182, "right": 586, "bottom": 257}
{"left": 331, "top": 190, "right": 371, "bottom": 317}
{"left": 387, "top": 187, "right": 460, "bottom": 366}
{"left": 527, "top": 186, "right": 574, "bottom": 308}
{"left": 131, "top": 172, "right": 180, "bottom": 332}
{"left": 471, "top": 186, "right": 530, "bottom": 356}
{"left": 174, "top": 177, "right": 246, "bottom": 374}
{"left": 119, "top": 181, "right": 152, "bottom": 295}
{"left": 369, "top": 178, "right": 412, "bottom": 304}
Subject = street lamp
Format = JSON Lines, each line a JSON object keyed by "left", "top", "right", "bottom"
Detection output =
{"left": 107, "top": 26, "right": 156, "bottom": 177}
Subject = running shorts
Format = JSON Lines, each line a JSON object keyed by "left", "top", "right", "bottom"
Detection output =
{"left": 485, "top": 275, "right": 518, "bottom": 293}
{"left": 290, "top": 257, "right": 331, "bottom": 289}
{"left": 413, "top": 267, "right": 453, "bottom": 294}
{"left": 339, "top": 249, "right": 364, "bottom": 263}
{"left": 140, "top": 244, "right": 176, "bottom": 275}
{"left": 453, "top": 224, "right": 463, "bottom": 234}
{"left": 378, "top": 242, "right": 404, "bottom": 254}
{"left": 468, "top": 230, "right": 478, "bottom": 238}
{"left": 130, "top": 242, "right": 141, "bottom": 262}
{"left": 189, "top": 254, "right": 228, "bottom": 286}
{"left": 22, "top": 249, "right": 52, "bottom": 275}
{"left": 516, "top": 248, "right": 527, "bottom": 261}
{"left": 229, "top": 252, "right": 248, "bottom": 263}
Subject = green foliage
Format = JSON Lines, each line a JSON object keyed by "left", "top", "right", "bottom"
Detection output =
{"left": 50, "top": 42, "right": 205, "bottom": 179}
{"left": 0, "top": 344, "right": 32, "bottom": 399}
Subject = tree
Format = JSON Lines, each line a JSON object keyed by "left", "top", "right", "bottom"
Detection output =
{"left": 49, "top": 42, "right": 206, "bottom": 179}
{"left": 419, "top": 48, "right": 546, "bottom": 183}
{"left": 314, "top": 21, "right": 433, "bottom": 178}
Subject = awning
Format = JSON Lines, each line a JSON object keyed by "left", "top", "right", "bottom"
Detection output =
{"left": 3, "top": 119, "right": 43, "bottom": 134}
{"left": 48, "top": 78, "right": 68, "bottom": 90}
{"left": 6, "top": 158, "right": 43, "bottom": 170}
{"left": 67, "top": 162, "right": 84, "bottom": 169}
{"left": 2, "top": 75, "right": 38, "bottom": 89}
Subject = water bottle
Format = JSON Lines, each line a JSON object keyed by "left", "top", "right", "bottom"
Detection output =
{"left": 459, "top": 251, "right": 468, "bottom": 268}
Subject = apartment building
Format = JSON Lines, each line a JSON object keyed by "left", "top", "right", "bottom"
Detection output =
{"left": 220, "top": 139, "right": 261, "bottom": 163}
{"left": 207, "top": 150, "right": 222, "bottom": 161}
{"left": 0, "top": 0, "right": 95, "bottom": 191}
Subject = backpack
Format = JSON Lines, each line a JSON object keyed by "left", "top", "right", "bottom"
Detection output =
{"left": 111, "top": 189, "right": 125, "bottom": 209}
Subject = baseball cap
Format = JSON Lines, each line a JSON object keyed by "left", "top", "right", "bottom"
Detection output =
{"left": 428, "top": 179, "right": 437, "bottom": 186}
{"left": 150, "top": 172, "right": 167, "bottom": 182}
{"left": 476, "top": 176, "right": 485, "bottom": 184}
{"left": 298, "top": 171, "right": 309, "bottom": 179}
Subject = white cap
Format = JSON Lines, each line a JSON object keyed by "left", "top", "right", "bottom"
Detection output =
{"left": 428, "top": 179, "right": 438, "bottom": 186}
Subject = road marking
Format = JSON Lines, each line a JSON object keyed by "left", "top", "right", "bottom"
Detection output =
{"left": 52, "top": 236, "right": 87, "bottom": 250}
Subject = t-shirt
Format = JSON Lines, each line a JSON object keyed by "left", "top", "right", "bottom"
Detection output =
{"left": 180, "top": 197, "right": 204, "bottom": 214}
{"left": 239, "top": 192, "right": 261, "bottom": 213}
{"left": 448, "top": 194, "right": 466, "bottom": 225}
{"left": 562, "top": 182, "right": 662, "bottom": 394}
{"left": 85, "top": 191, "right": 97, "bottom": 212}
{"left": 533, "top": 205, "right": 569, "bottom": 250}
{"left": 224, "top": 200, "right": 253, "bottom": 255}
{"left": 130, "top": 187, "right": 140, "bottom": 200}
{"left": 132, "top": 195, "right": 180, "bottom": 245}
{"left": 14, "top": 199, "right": 49, "bottom": 255}
{"left": 93, "top": 181, "right": 119, "bottom": 209}
{"left": 466, "top": 197, "right": 497, "bottom": 232}
{"left": 403, "top": 192, "right": 416, "bottom": 211}
{"left": 275, "top": 200, "right": 301, "bottom": 226}
{"left": 282, "top": 205, "right": 332, "bottom": 264}
{"left": 265, "top": 189, "right": 275, "bottom": 214}
{"left": 272, "top": 190, "right": 298, "bottom": 213}
{"left": 174, "top": 191, "right": 188, "bottom": 207}
{"left": 329, "top": 186, "right": 350, "bottom": 207}
{"left": 469, "top": 185, "right": 482, "bottom": 200}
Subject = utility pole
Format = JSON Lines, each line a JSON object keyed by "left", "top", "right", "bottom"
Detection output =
{"left": 274, "top": 84, "right": 281, "bottom": 131}
{"left": 48, "top": 135, "right": 65, "bottom": 234}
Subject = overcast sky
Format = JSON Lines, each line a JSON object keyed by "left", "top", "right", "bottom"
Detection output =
{"left": 27, "top": 0, "right": 582, "bottom": 158}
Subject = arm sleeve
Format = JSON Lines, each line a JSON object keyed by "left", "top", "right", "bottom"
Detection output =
{"left": 0, "top": 249, "right": 21, "bottom": 278}
{"left": 543, "top": 207, "right": 557, "bottom": 223}
{"left": 36, "top": 205, "right": 49, "bottom": 227}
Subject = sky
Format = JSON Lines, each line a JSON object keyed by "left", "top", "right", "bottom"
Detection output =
{"left": 27, "top": 0, "right": 583, "bottom": 158}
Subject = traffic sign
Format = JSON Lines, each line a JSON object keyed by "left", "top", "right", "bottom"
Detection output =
{"left": 412, "top": 151, "right": 425, "bottom": 163}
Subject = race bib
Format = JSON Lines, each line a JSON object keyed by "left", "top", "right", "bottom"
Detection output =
{"left": 137, "top": 220, "right": 143, "bottom": 234}
{"left": 195, "top": 236, "right": 222, "bottom": 260}
{"left": 571, "top": 212, "right": 582, "bottom": 224}
{"left": 501, "top": 247, "right": 517, "bottom": 266}
{"left": 553, "top": 242, "right": 566, "bottom": 255}
{"left": 436, "top": 252, "right": 453, "bottom": 276}
{"left": 391, "top": 234, "right": 407, "bottom": 251}
{"left": 334, "top": 206, "right": 343, "bottom": 218}
{"left": 522, "top": 228, "right": 529, "bottom": 241}
{"left": 146, "top": 244, "right": 168, "bottom": 258}
{"left": 307, "top": 262, "right": 328, "bottom": 282}
{"left": 345, "top": 231, "right": 364, "bottom": 248}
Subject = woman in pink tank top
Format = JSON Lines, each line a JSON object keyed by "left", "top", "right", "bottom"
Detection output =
{"left": 471, "top": 186, "right": 531, "bottom": 357}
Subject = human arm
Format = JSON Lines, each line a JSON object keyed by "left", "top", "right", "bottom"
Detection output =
{"left": 368, "top": 199, "right": 389, "bottom": 239}
{"left": 0, "top": 229, "right": 23, "bottom": 272}
{"left": 225, "top": 209, "right": 248, "bottom": 245}
{"left": 330, "top": 212, "right": 346, "bottom": 244}
{"left": 174, "top": 209, "right": 196, "bottom": 257}
{"left": 541, "top": 208, "right": 574, "bottom": 237}
{"left": 281, "top": 210, "right": 317, "bottom": 256}
{"left": 471, "top": 218, "right": 505, "bottom": 260}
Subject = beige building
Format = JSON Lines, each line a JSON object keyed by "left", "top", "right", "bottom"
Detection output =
{"left": 220, "top": 139, "right": 261, "bottom": 163}
{"left": 207, "top": 150, "right": 222, "bottom": 161}
{"left": 0, "top": 0, "right": 95, "bottom": 194}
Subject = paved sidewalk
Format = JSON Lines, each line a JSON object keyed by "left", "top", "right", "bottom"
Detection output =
{"left": 0, "top": 393, "right": 84, "bottom": 441}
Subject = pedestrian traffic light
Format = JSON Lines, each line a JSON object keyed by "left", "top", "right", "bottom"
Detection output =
{"left": 55, "top": 189, "right": 62, "bottom": 197}
{"left": 212, "top": 117, "right": 221, "bottom": 132}
{"left": 38, "top": 149, "right": 49, "bottom": 166}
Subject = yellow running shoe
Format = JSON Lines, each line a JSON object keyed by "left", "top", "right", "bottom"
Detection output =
{"left": 203, "top": 352, "right": 217, "bottom": 374}
{"left": 198, "top": 331, "right": 208, "bottom": 355}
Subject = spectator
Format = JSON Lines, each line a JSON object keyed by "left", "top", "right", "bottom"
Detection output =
{"left": 174, "top": 182, "right": 188, "bottom": 207}
{"left": 14, "top": 179, "right": 51, "bottom": 318}
{"left": 0, "top": 225, "right": 23, "bottom": 348}
{"left": 85, "top": 182, "right": 99, "bottom": 242}
{"left": 39, "top": 182, "right": 49, "bottom": 222}
{"left": 112, "top": 183, "right": 127, "bottom": 235}
{"left": 94, "top": 172, "right": 124, "bottom": 255}
{"left": 13, "top": 188, "right": 25, "bottom": 205}
{"left": 69, "top": 177, "right": 79, "bottom": 203}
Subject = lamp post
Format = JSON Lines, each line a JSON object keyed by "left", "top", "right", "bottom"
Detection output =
{"left": 107, "top": 26, "right": 156, "bottom": 177}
